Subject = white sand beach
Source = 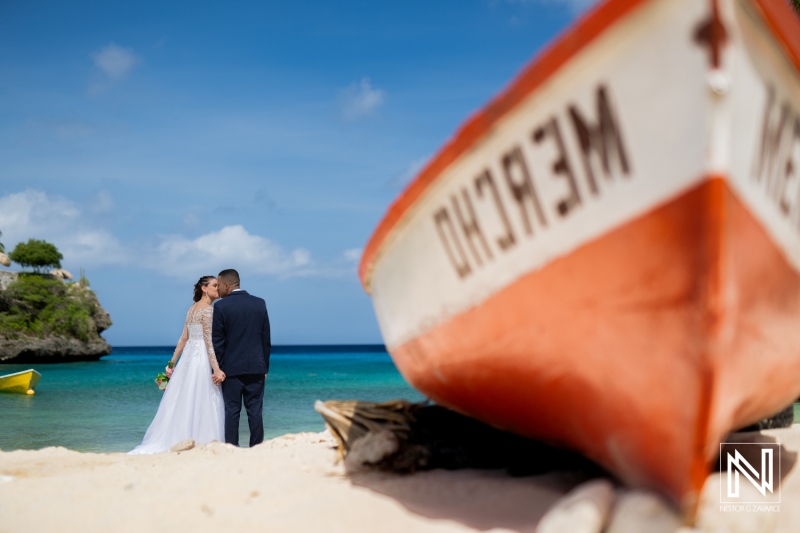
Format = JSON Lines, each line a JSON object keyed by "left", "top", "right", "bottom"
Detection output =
{"left": 2, "top": 426, "right": 800, "bottom": 533}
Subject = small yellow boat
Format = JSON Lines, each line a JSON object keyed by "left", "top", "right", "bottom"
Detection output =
{"left": 0, "top": 369, "right": 42, "bottom": 395}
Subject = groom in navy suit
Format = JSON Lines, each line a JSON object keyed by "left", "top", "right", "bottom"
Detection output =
{"left": 212, "top": 269, "right": 271, "bottom": 447}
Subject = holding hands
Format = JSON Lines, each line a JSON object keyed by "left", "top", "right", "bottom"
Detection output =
{"left": 212, "top": 369, "right": 226, "bottom": 385}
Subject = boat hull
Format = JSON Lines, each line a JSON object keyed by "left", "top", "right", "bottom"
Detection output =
{"left": 359, "top": 0, "right": 800, "bottom": 511}
{"left": 388, "top": 177, "right": 800, "bottom": 505}
{"left": 0, "top": 369, "right": 42, "bottom": 394}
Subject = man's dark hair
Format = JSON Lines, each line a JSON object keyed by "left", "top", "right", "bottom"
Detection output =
{"left": 218, "top": 269, "right": 240, "bottom": 287}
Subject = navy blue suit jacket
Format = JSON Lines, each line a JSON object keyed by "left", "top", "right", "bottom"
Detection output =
{"left": 212, "top": 290, "right": 271, "bottom": 376}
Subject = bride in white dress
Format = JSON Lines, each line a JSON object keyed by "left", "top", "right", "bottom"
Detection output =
{"left": 130, "top": 276, "right": 227, "bottom": 454}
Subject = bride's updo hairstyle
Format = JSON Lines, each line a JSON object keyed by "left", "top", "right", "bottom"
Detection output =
{"left": 193, "top": 276, "right": 215, "bottom": 302}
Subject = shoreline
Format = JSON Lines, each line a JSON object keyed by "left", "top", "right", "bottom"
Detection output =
{"left": 3, "top": 427, "right": 800, "bottom": 532}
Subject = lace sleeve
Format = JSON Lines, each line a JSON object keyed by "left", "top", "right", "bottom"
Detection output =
{"left": 200, "top": 307, "right": 220, "bottom": 372}
{"left": 172, "top": 309, "right": 191, "bottom": 364}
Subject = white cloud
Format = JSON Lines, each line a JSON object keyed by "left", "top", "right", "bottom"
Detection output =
{"left": 0, "top": 190, "right": 128, "bottom": 267}
{"left": 89, "top": 191, "right": 115, "bottom": 214}
{"left": 0, "top": 190, "right": 79, "bottom": 233}
{"left": 285, "top": 247, "right": 362, "bottom": 280}
{"left": 338, "top": 78, "right": 385, "bottom": 121}
{"left": 92, "top": 43, "right": 140, "bottom": 80}
{"left": 0, "top": 190, "right": 346, "bottom": 280}
{"left": 343, "top": 248, "right": 362, "bottom": 262}
{"left": 65, "top": 230, "right": 129, "bottom": 266}
{"left": 144, "top": 225, "right": 312, "bottom": 279}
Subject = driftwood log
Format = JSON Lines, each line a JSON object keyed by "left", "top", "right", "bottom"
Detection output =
{"left": 315, "top": 399, "right": 606, "bottom": 477}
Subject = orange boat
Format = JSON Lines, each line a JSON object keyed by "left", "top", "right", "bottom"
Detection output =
{"left": 359, "top": 0, "right": 800, "bottom": 514}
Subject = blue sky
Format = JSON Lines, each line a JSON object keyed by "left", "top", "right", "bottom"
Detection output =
{"left": 0, "top": 0, "right": 595, "bottom": 345}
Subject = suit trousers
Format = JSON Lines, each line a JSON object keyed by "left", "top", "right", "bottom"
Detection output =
{"left": 221, "top": 374, "right": 265, "bottom": 447}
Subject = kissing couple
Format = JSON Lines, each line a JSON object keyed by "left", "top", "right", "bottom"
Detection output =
{"left": 130, "top": 269, "right": 271, "bottom": 454}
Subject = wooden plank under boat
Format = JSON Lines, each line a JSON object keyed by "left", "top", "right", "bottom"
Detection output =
{"left": 359, "top": 0, "right": 800, "bottom": 514}
{"left": 0, "top": 369, "right": 42, "bottom": 395}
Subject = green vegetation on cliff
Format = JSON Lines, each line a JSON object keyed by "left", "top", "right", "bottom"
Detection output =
{"left": 0, "top": 274, "right": 108, "bottom": 343}
{"left": 0, "top": 234, "right": 111, "bottom": 362}
{"left": 8, "top": 238, "right": 63, "bottom": 274}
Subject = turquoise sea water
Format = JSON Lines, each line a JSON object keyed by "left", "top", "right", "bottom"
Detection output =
{"left": 0, "top": 345, "right": 426, "bottom": 453}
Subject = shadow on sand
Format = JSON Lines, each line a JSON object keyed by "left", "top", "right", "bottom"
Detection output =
{"left": 350, "top": 468, "right": 598, "bottom": 532}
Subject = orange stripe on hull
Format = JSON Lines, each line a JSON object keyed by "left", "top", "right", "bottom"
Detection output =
{"left": 389, "top": 177, "right": 800, "bottom": 509}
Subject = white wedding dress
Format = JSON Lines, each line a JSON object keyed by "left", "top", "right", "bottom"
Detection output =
{"left": 129, "top": 305, "right": 224, "bottom": 454}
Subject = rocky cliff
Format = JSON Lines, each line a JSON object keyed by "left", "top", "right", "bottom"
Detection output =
{"left": 0, "top": 271, "right": 112, "bottom": 363}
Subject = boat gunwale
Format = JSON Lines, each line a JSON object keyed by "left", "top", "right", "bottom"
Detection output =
{"left": 357, "top": 0, "right": 800, "bottom": 292}
{"left": 749, "top": 0, "right": 800, "bottom": 75}
{"left": 0, "top": 369, "right": 42, "bottom": 380}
